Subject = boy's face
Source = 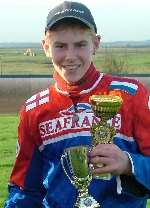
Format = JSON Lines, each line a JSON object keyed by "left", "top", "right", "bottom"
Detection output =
{"left": 43, "top": 26, "right": 100, "bottom": 83}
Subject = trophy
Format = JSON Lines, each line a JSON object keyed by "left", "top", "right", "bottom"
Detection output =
{"left": 61, "top": 145, "right": 100, "bottom": 208}
{"left": 89, "top": 94, "right": 123, "bottom": 179}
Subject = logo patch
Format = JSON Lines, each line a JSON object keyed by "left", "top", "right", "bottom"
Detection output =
{"left": 59, "top": 103, "right": 92, "bottom": 116}
{"left": 39, "top": 109, "right": 121, "bottom": 142}
{"left": 25, "top": 89, "right": 49, "bottom": 111}
{"left": 109, "top": 81, "right": 138, "bottom": 95}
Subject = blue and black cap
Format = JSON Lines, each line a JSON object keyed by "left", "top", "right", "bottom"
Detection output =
{"left": 45, "top": 1, "right": 97, "bottom": 33}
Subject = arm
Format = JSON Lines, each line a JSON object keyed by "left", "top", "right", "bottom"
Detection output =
{"left": 88, "top": 142, "right": 150, "bottom": 197}
{"left": 4, "top": 107, "right": 46, "bottom": 208}
{"left": 119, "top": 153, "right": 150, "bottom": 197}
{"left": 124, "top": 82, "right": 150, "bottom": 195}
{"left": 89, "top": 81, "right": 150, "bottom": 197}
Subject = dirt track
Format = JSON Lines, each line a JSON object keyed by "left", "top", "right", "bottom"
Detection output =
{"left": 0, "top": 77, "right": 52, "bottom": 114}
{"left": 0, "top": 76, "right": 149, "bottom": 114}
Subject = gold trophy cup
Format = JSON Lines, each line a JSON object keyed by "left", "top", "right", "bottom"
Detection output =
{"left": 61, "top": 145, "right": 100, "bottom": 208}
{"left": 89, "top": 94, "right": 123, "bottom": 179}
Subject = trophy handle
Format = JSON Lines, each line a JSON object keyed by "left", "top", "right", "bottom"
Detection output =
{"left": 61, "top": 153, "right": 75, "bottom": 186}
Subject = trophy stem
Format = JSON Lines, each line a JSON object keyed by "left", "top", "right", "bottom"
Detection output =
{"left": 90, "top": 119, "right": 116, "bottom": 180}
{"left": 75, "top": 189, "right": 101, "bottom": 208}
{"left": 79, "top": 188, "right": 89, "bottom": 198}
{"left": 91, "top": 120, "right": 116, "bottom": 146}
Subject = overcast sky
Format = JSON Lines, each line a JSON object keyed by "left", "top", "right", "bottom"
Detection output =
{"left": 1, "top": 0, "right": 150, "bottom": 42}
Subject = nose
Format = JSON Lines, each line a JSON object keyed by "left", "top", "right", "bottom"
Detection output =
{"left": 65, "top": 46, "right": 77, "bottom": 61}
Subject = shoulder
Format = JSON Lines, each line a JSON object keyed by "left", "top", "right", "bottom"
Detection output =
{"left": 107, "top": 74, "right": 143, "bottom": 96}
{"left": 24, "top": 88, "right": 50, "bottom": 112}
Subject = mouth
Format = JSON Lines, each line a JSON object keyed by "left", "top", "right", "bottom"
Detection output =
{"left": 62, "top": 64, "right": 81, "bottom": 71}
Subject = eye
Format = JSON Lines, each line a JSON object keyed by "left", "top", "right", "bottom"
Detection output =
{"left": 76, "top": 42, "right": 87, "bottom": 48}
{"left": 54, "top": 43, "right": 65, "bottom": 49}
{"left": 55, "top": 44, "right": 64, "bottom": 48}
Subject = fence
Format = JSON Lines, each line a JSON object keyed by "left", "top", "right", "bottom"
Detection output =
{"left": 0, "top": 74, "right": 150, "bottom": 113}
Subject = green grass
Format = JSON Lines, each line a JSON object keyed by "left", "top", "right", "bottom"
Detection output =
{"left": 0, "top": 114, "right": 150, "bottom": 207}
{"left": 93, "top": 47, "right": 150, "bottom": 74}
{"left": 0, "top": 48, "right": 52, "bottom": 75}
{"left": 0, "top": 114, "right": 18, "bottom": 207}
{"left": 0, "top": 47, "right": 150, "bottom": 75}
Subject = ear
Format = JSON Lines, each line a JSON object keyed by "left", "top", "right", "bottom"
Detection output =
{"left": 93, "top": 35, "right": 101, "bottom": 54}
{"left": 42, "top": 38, "right": 51, "bottom": 58}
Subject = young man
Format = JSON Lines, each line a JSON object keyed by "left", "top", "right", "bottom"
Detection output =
{"left": 5, "top": 1, "right": 150, "bottom": 208}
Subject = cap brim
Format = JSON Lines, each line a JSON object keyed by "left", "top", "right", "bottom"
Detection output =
{"left": 46, "top": 16, "right": 96, "bottom": 33}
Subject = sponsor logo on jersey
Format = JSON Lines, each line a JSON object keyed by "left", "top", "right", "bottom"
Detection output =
{"left": 59, "top": 103, "right": 92, "bottom": 116}
{"left": 39, "top": 104, "right": 121, "bottom": 140}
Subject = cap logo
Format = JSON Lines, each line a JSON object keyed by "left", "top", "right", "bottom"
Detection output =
{"left": 54, "top": 9, "right": 84, "bottom": 16}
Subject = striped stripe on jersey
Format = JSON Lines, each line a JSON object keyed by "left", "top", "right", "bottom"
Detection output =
{"left": 109, "top": 81, "right": 138, "bottom": 95}
{"left": 25, "top": 89, "right": 49, "bottom": 111}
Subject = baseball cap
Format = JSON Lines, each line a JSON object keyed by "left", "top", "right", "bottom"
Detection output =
{"left": 45, "top": 1, "right": 97, "bottom": 33}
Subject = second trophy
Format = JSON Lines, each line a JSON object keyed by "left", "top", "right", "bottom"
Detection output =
{"left": 61, "top": 145, "right": 100, "bottom": 208}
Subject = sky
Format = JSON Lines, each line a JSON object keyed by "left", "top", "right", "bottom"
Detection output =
{"left": 0, "top": 0, "right": 150, "bottom": 42}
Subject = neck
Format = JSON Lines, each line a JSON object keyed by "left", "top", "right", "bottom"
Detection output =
{"left": 54, "top": 63, "right": 100, "bottom": 96}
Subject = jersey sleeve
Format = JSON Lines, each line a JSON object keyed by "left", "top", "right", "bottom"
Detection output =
{"left": 124, "top": 82, "right": 150, "bottom": 194}
{"left": 133, "top": 82, "right": 150, "bottom": 155}
{"left": 4, "top": 106, "right": 46, "bottom": 208}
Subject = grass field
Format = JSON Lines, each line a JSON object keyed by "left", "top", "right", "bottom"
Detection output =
{"left": 0, "top": 47, "right": 150, "bottom": 75}
{"left": 0, "top": 114, "right": 18, "bottom": 207}
{"left": 0, "top": 114, "right": 150, "bottom": 207}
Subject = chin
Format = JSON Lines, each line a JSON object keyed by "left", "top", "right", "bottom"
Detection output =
{"left": 65, "top": 76, "right": 80, "bottom": 84}
{"left": 66, "top": 79, "right": 78, "bottom": 84}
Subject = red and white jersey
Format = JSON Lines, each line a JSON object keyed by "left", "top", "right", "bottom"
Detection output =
{"left": 6, "top": 65, "right": 150, "bottom": 208}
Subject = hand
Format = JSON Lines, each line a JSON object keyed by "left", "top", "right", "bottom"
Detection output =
{"left": 88, "top": 143, "right": 132, "bottom": 176}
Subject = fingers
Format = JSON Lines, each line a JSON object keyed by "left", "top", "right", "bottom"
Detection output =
{"left": 89, "top": 155, "right": 112, "bottom": 165}
{"left": 91, "top": 164, "right": 114, "bottom": 175}
{"left": 88, "top": 144, "right": 132, "bottom": 176}
{"left": 89, "top": 156, "right": 116, "bottom": 175}
{"left": 88, "top": 143, "right": 117, "bottom": 157}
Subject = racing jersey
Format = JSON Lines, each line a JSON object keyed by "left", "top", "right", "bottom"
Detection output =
{"left": 5, "top": 64, "right": 150, "bottom": 208}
